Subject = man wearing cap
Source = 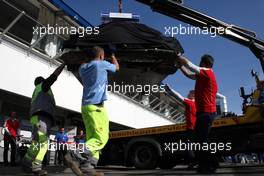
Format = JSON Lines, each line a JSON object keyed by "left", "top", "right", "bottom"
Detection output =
{"left": 22, "top": 63, "right": 65, "bottom": 176}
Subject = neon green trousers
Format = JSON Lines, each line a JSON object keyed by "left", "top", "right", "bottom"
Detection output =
{"left": 82, "top": 104, "right": 109, "bottom": 160}
{"left": 24, "top": 115, "right": 50, "bottom": 170}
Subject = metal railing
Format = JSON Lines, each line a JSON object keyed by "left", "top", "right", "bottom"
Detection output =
{"left": 0, "top": 0, "right": 68, "bottom": 58}
{"left": 114, "top": 90, "right": 185, "bottom": 123}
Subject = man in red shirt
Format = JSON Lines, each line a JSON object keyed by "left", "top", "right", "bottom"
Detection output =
{"left": 3, "top": 111, "right": 20, "bottom": 166}
{"left": 177, "top": 54, "right": 218, "bottom": 174}
{"left": 166, "top": 85, "right": 196, "bottom": 167}
{"left": 183, "top": 91, "right": 196, "bottom": 131}
{"left": 166, "top": 85, "right": 196, "bottom": 131}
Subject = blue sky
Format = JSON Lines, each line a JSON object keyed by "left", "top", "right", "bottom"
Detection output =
{"left": 64, "top": 0, "right": 264, "bottom": 114}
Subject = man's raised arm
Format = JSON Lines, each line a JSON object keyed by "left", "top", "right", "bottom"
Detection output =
{"left": 111, "top": 54, "right": 120, "bottom": 71}
{"left": 177, "top": 55, "right": 201, "bottom": 80}
{"left": 42, "top": 63, "right": 66, "bottom": 92}
{"left": 165, "top": 84, "right": 184, "bottom": 101}
{"left": 53, "top": 62, "right": 66, "bottom": 76}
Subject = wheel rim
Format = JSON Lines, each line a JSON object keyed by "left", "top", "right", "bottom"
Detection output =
{"left": 136, "top": 146, "right": 152, "bottom": 163}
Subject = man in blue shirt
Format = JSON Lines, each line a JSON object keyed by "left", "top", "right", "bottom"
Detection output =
{"left": 55, "top": 127, "right": 68, "bottom": 166}
{"left": 65, "top": 46, "right": 119, "bottom": 176}
{"left": 74, "top": 129, "right": 85, "bottom": 144}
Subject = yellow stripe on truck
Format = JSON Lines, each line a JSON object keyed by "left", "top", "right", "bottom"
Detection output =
{"left": 110, "top": 105, "right": 263, "bottom": 139}
{"left": 110, "top": 124, "right": 187, "bottom": 139}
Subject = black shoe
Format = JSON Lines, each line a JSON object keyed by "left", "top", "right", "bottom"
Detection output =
{"left": 33, "top": 169, "right": 48, "bottom": 176}
{"left": 187, "top": 162, "right": 197, "bottom": 170}
{"left": 64, "top": 153, "right": 84, "bottom": 176}
{"left": 197, "top": 166, "right": 216, "bottom": 174}
{"left": 21, "top": 165, "right": 32, "bottom": 173}
{"left": 20, "top": 158, "right": 33, "bottom": 173}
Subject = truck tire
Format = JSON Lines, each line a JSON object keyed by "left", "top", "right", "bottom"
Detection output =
{"left": 131, "top": 143, "right": 159, "bottom": 169}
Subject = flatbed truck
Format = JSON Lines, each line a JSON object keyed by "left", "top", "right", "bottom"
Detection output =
{"left": 99, "top": 74, "right": 264, "bottom": 169}
{"left": 99, "top": 0, "right": 264, "bottom": 169}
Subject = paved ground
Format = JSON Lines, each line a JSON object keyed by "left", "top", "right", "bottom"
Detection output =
{"left": 1, "top": 164, "right": 264, "bottom": 175}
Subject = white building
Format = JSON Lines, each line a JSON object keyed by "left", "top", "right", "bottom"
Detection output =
{"left": 0, "top": 0, "right": 185, "bottom": 136}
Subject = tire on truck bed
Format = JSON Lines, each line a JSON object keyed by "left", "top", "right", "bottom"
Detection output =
{"left": 130, "top": 142, "right": 160, "bottom": 169}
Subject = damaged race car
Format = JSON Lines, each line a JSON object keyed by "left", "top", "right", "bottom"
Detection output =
{"left": 60, "top": 21, "right": 184, "bottom": 86}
